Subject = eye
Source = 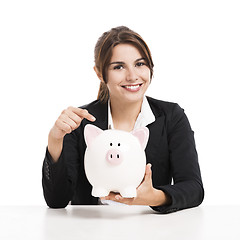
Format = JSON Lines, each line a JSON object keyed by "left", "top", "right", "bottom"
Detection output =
{"left": 136, "top": 62, "right": 145, "bottom": 67}
{"left": 110, "top": 143, "right": 113, "bottom": 146}
{"left": 118, "top": 143, "right": 120, "bottom": 146}
{"left": 113, "top": 65, "right": 124, "bottom": 70}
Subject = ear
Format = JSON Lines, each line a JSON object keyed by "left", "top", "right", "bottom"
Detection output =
{"left": 132, "top": 127, "right": 149, "bottom": 150}
{"left": 94, "top": 66, "right": 104, "bottom": 82}
{"left": 84, "top": 124, "right": 103, "bottom": 147}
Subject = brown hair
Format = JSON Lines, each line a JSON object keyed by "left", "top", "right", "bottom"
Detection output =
{"left": 94, "top": 26, "right": 154, "bottom": 103}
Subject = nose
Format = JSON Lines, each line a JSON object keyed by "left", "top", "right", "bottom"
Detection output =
{"left": 126, "top": 67, "right": 138, "bottom": 82}
{"left": 106, "top": 149, "right": 123, "bottom": 166}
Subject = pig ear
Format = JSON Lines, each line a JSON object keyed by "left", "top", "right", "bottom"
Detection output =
{"left": 84, "top": 124, "right": 103, "bottom": 147}
{"left": 132, "top": 127, "right": 149, "bottom": 150}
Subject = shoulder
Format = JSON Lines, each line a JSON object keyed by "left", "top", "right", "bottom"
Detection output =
{"left": 146, "top": 96, "right": 183, "bottom": 118}
{"left": 148, "top": 96, "right": 194, "bottom": 135}
{"left": 80, "top": 99, "right": 104, "bottom": 110}
{"left": 146, "top": 96, "right": 190, "bottom": 132}
{"left": 79, "top": 99, "right": 107, "bottom": 115}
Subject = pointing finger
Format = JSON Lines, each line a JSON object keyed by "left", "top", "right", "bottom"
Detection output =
{"left": 72, "top": 107, "right": 96, "bottom": 122}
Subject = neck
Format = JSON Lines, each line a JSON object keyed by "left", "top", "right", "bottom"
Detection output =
{"left": 109, "top": 97, "right": 143, "bottom": 131}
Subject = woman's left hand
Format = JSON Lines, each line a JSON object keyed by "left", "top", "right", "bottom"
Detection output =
{"left": 101, "top": 164, "right": 170, "bottom": 206}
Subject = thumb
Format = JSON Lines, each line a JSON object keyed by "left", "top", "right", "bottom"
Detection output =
{"left": 144, "top": 163, "right": 152, "bottom": 182}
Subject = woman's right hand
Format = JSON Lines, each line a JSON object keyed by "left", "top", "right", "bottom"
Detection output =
{"left": 48, "top": 107, "right": 96, "bottom": 162}
{"left": 49, "top": 107, "right": 96, "bottom": 140}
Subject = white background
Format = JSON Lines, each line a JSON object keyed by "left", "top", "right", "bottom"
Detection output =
{"left": 0, "top": 0, "right": 239, "bottom": 206}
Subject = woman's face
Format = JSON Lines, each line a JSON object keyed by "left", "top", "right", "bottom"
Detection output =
{"left": 106, "top": 43, "right": 151, "bottom": 105}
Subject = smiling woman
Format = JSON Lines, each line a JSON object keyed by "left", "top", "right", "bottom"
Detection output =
{"left": 94, "top": 26, "right": 154, "bottom": 103}
{"left": 42, "top": 26, "right": 204, "bottom": 213}
{"left": 101, "top": 44, "right": 151, "bottom": 110}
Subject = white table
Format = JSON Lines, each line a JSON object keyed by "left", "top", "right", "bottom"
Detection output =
{"left": 0, "top": 205, "right": 239, "bottom": 240}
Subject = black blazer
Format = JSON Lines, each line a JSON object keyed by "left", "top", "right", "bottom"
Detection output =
{"left": 42, "top": 96, "right": 204, "bottom": 213}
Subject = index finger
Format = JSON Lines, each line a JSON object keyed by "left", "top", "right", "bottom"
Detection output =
{"left": 72, "top": 108, "right": 96, "bottom": 122}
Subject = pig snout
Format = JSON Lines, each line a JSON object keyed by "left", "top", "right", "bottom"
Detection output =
{"left": 106, "top": 149, "right": 123, "bottom": 165}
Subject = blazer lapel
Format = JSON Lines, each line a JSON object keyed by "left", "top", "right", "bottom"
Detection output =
{"left": 145, "top": 97, "right": 169, "bottom": 165}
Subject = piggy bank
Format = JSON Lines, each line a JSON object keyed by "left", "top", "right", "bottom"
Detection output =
{"left": 84, "top": 124, "right": 149, "bottom": 198}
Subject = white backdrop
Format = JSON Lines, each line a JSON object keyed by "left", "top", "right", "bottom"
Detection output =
{"left": 0, "top": 0, "right": 239, "bottom": 206}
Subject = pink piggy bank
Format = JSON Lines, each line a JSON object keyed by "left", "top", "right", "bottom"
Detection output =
{"left": 84, "top": 124, "right": 149, "bottom": 198}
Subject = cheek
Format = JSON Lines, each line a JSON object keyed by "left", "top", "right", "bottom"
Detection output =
{"left": 106, "top": 72, "right": 120, "bottom": 92}
{"left": 107, "top": 71, "right": 124, "bottom": 84}
{"left": 139, "top": 68, "right": 151, "bottom": 82}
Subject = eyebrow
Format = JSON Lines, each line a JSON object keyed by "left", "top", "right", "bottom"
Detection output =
{"left": 109, "top": 58, "right": 145, "bottom": 65}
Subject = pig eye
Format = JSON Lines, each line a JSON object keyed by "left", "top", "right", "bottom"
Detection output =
{"left": 118, "top": 143, "right": 120, "bottom": 146}
{"left": 110, "top": 143, "right": 113, "bottom": 146}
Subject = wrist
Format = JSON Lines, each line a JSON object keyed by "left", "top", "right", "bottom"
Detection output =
{"left": 48, "top": 127, "right": 64, "bottom": 142}
{"left": 150, "top": 189, "right": 171, "bottom": 207}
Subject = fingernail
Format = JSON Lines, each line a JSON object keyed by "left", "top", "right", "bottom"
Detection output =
{"left": 115, "top": 196, "right": 121, "bottom": 200}
{"left": 91, "top": 116, "right": 96, "bottom": 121}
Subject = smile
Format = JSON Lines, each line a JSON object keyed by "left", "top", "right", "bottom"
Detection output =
{"left": 121, "top": 83, "right": 143, "bottom": 92}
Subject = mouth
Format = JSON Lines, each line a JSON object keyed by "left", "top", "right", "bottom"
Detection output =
{"left": 121, "top": 83, "right": 143, "bottom": 92}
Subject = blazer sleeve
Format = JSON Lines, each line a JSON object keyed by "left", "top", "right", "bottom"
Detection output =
{"left": 42, "top": 129, "right": 81, "bottom": 208}
{"left": 151, "top": 104, "right": 204, "bottom": 213}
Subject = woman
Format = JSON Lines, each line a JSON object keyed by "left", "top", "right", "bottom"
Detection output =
{"left": 42, "top": 26, "right": 204, "bottom": 213}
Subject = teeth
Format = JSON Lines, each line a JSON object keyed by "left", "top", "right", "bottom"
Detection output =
{"left": 124, "top": 84, "right": 140, "bottom": 90}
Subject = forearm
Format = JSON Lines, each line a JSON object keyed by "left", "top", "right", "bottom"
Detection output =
{"left": 151, "top": 180, "right": 204, "bottom": 213}
{"left": 42, "top": 149, "right": 73, "bottom": 208}
{"left": 48, "top": 131, "right": 63, "bottom": 162}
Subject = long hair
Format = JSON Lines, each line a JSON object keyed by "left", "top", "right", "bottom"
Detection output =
{"left": 94, "top": 26, "right": 154, "bottom": 103}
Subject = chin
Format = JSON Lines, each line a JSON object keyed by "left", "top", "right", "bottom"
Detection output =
{"left": 123, "top": 95, "right": 144, "bottom": 104}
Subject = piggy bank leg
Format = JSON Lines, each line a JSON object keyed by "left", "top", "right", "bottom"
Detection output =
{"left": 120, "top": 186, "right": 137, "bottom": 198}
{"left": 92, "top": 187, "right": 109, "bottom": 197}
